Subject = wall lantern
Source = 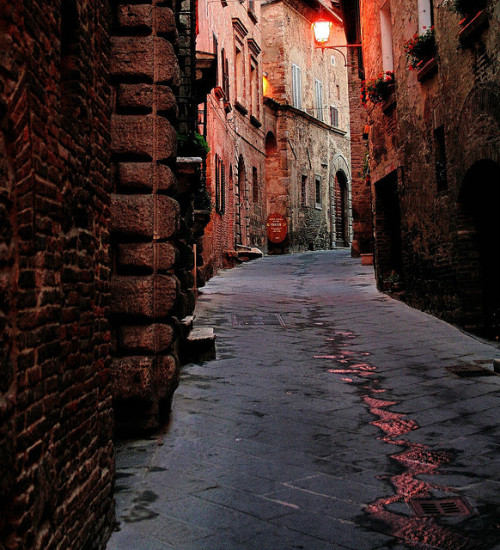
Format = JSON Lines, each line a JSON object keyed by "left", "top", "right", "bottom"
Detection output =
{"left": 312, "top": 19, "right": 332, "bottom": 46}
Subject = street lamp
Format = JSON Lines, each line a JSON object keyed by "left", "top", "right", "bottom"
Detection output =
{"left": 312, "top": 19, "right": 332, "bottom": 45}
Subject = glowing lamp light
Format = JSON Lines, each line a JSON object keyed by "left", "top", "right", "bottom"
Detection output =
{"left": 312, "top": 19, "right": 332, "bottom": 46}
{"left": 263, "top": 75, "right": 270, "bottom": 96}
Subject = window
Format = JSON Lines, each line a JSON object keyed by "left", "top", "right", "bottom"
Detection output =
{"left": 221, "top": 49, "right": 230, "bottom": 100}
{"left": 336, "top": 84, "right": 340, "bottom": 100}
{"left": 380, "top": 1, "right": 394, "bottom": 72}
{"left": 250, "top": 59, "right": 258, "bottom": 117}
{"left": 315, "top": 79, "right": 323, "bottom": 121}
{"left": 301, "top": 175, "right": 307, "bottom": 207}
{"left": 330, "top": 106, "right": 339, "bottom": 128}
{"left": 418, "top": 0, "right": 433, "bottom": 33}
{"left": 215, "top": 155, "right": 226, "bottom": 214}
{"left": 292, "top": 64, "right": 302, "bottom": 109}
{"left": 434, "top": 126, "right": 448, "bottom": 193}
{"left": 252, "top": 167, "right": 259, "bottom": 202}
{"left": 213, "top": 34, "right": 219, "bottom": 85}
{"left": 315, "top": 176, "right": 321, "bottom": 208}
{"left": 235, "top": 45, "right": 244, "bottom": 104}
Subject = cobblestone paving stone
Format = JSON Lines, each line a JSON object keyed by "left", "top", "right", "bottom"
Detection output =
{"left": 108, "top": 250, "right": 500, "bottom": 549}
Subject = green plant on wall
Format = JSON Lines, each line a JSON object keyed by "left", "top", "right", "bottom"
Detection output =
{"left": 177, "top": 132, "right": 210, "bottom": 158}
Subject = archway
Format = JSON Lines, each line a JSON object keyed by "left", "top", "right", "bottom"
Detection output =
{"left": 457, "top": 159, "right": 500, "bottom": 339}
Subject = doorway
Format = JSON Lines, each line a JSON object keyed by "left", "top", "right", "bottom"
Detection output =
{"left": 458, "top": 160, "right": 500, "bottom": 339}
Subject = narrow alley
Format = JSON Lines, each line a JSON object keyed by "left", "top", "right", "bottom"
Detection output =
{"left": 108, "top": 251, "right": 500, "bottom": 550}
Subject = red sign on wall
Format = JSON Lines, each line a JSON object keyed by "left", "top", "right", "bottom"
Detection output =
{"left": 267, "top": 213, "right": 288, "bottom": 244}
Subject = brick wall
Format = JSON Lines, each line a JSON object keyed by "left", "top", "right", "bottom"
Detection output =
{"left": 353, "top": 0, "right": 500, "bottom": 337}
{"left": 0, "top": 1, "right": 114, "bottom": 547}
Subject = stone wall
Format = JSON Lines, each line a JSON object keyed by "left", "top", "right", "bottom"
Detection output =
{"left": 262, "top": 0, "right": 352, "bottom": 253}
{"left": 0, "top": 1, "right": 114, "bottom": 547}
{"left": 109, "top": 0, "right": 189, "bottom": 433}
{"left": 354, "top": 0, "right": 500, "bottom": 338}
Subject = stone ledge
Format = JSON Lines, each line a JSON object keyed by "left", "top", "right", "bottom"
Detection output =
{"left": 180, "top": 327, "right": 216, "bottom": 364}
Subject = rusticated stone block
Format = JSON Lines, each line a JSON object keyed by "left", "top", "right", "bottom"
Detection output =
{"left": 111, "top": 194, "right": 179, "bottom": 238}
{"left": 117, "top": 324, "right": 175, "bottom": 353}
{"left": 117, "top": 84, "right": 153, "bottom": 110}
{"left": 111, "top": 356, "right": 155, "bottom": 401}
{"left": 117, "top": 162, "right": 153, "bottom": 191}
{"left": 116, "top": 4, "right": 152, "bottom": 30}
{"left": 110, "top": 194, "right": 153, "bottom": 237}
{"left": 155, "top": 195, "right": 180, "bottom": 239}
{"left": 118, "top": 242, "right": 154, "bottom": 269}
{"left": 111, "top": 274, "right": 178, "bottom": 318}
{"left": 155, "top": 355, "right": 179, "bottom": 401}
{"left": 156, "top": 39, "right": 180, "bottom": 85}
{"left": 110, "top": 37, "right": 153, "bottom": 79}
{"left": 157, "top": 86, "right": 177, "bottom": 112}
{"left": 155, "top": 164, "right": 176, "bottom": 191}
{"left": 110, "top": 37, "right": 179, "bottom": 85}
{"left": 117, "top": 242, "right": 176, "bottom": 270}
{"left": 111, "top": 115, "right": 176, "bottom": 160}
{"left": 155, "top": 242, "right": 177, "bottom": 270}
{"left": 156, "top": 8, "right": 176, "bottom": 35}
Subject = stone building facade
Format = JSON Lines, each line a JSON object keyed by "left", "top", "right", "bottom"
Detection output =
{"left": 0, "top": 1, "right": 114, "bottom": 547}
{"left": 196, "top": 0, "right": 267, "bottom": 279}
{"left": 262, "top": 0, "right": 352, "bottom": 253}
{"left": 340, "top": 0, "right": 500, "bottom": 339}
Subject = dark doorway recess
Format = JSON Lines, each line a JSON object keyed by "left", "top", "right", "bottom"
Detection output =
{"left": 374, "top": 171, "right": 403, "bottom": 283}
{"left": 458, "top": 159, "right": 500, "bottom": 340}
{"left": 335, "top": 171, "right": 349, "bottom": 247}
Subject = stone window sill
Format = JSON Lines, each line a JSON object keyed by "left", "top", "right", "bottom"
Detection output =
{"left": 250, "top": 115, "right": 262, "bottom": 128}
{"left": 417, "top": 56, "right": 438, "bottom": 82}
{"left": 459, "top": 10, "right": 488, "bottom": 43}
{"left": 235, "top": 101, "right": 248, "bottom": 115}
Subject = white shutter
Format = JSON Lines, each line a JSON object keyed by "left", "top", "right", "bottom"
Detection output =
{"left": 315, "top": 79, "right": 323, "bottom": 121}
{"left": 292, "top": 64, "right": 302, "bottom": 109}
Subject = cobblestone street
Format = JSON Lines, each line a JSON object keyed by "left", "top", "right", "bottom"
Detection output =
{"left": 108, "top": 250, "right": 500, "bottom": 549}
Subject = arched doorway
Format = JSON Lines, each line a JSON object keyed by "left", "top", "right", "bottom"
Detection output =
{"left": 335, "top": 171, "right": 350, "bottom": 247}
{"left": 458, "top": 159, "right": 500, "bottom": 339}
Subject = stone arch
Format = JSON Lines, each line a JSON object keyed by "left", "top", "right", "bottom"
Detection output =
{"left": 456, "top": 159, "right": 500, "bottom": 339}
{"left": 456, "top": 83, "right": 500, "bottom": 177}
{"left": 330, "top": 154, "right": 352, "bottom": 245}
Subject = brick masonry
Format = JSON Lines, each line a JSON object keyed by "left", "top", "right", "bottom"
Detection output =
{"left": 341, "top": 0, "right": 500, "bottom": 339}
{"left": 0, "top": 1, "right": 114, "bottom": 548}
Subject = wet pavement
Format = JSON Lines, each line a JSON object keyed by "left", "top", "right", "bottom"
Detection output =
{"left": 107, "top": 250, "right": 500, "bottom": 549}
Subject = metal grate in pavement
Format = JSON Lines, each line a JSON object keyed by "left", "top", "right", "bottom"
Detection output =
{"left": 446, "top": 364, "right": 496, "bottom": 378}
{"left": 232, "top": 313, "right": 285, "bottom": 327}
{"left": 410, "top": 497, "right": 473, "bottom": 517}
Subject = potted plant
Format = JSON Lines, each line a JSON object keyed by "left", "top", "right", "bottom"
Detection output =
{"left": 444, "top": 0, "right": 486, "bottom": 16}
{"left": 403, "top": 27, "right": 436, "bottom": 72}
{"left": 360, "top": 71, "right": 395, "bottom": 107}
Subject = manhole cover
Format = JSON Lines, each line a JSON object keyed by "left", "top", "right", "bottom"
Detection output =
{"left": 410, "top": 497, "right": 472, "bottom": 517}
{"left": 446, "top": 364, "right": 496, "bottom": 378}
{"left": 232, "top": 313, "right": 285, "bottom": 327}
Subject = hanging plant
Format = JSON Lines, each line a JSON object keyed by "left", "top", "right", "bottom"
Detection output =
{"left": 360, "top": 71, "right": 395, "bottom": 107}
{"left": 443, "top": 0, "right": 486, "bottom": 16}
{"left": 177, "top": 131, "right": 210, "bottom": 158}
{"left": 403, "top": 27, "right": 436, "bottom": 71}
